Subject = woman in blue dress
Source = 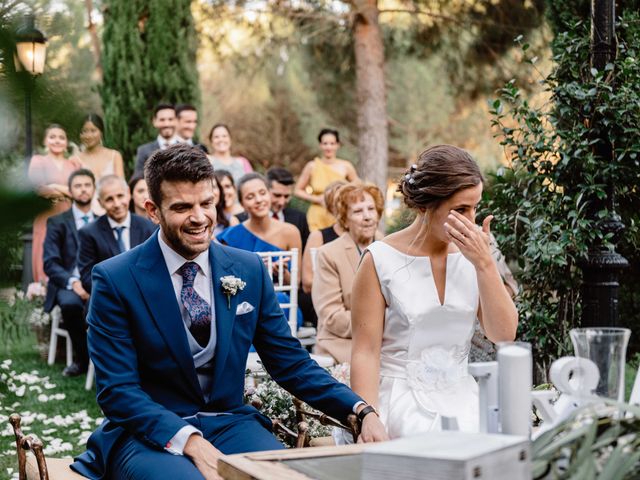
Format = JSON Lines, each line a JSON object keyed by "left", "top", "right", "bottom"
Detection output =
{"left": 218, "top": 173, "right": 303, "bottom": 327}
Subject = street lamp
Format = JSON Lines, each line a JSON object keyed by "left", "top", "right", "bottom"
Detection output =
{"left": 15, "top": 14, "right": 47, "bottom": 290}
{"left": 15, "top": 14, "right": 47, "bottom": 160}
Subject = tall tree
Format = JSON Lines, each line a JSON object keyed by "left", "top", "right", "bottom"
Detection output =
{"left": 352, "top": 0, "right": 388, "bottom": 191}
{"left": 101, "top": 0, "right": 199, "bottom": 170}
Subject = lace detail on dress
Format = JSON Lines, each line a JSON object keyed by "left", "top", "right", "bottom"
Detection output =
{"left": 406, "top": 345, "right": 470, "bottom": 393}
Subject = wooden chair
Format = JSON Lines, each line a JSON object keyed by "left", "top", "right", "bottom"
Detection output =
{"left": 47, "top": 306, "right": 73, "bottom": 368}
{"left": 250, "top": 397, "right": 360, "bottom": 448}
{"left": 9, "top": 414, "right": 83, "bottom": 480}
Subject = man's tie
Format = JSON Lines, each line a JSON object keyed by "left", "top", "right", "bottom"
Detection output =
{"left": 113, "top": 226, "right": 126, "bottom": 253}
{"left": 179, "top": 262, "right": 211, "bottom": 347}
{"left": 81, "top": 215, "right": 90, "bottom": 225}
{"left": 272, "top": 211, "right": 279, "bottom": 221}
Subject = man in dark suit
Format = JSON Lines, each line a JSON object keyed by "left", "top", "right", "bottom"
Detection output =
{"left": 78, "top": 175, "right": 157, "bottom": 293}
{"left": 43, "top": 168, "right": 97, "bottom": 377}
{"left": 71, "top": 145, "right": 386, "bottom": 480}
{"left": 134, "top": 103, "right": 177, "bottom": 175}
{"left": 266, "top": 167, "right": 310, "bottom": 249}
{"left": 175, "top": 104, "right": 208, "bottom": 153}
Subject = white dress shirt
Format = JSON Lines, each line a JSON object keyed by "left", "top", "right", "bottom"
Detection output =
{"left": 157, "top": 135, "right": 179, "bottom": 150}
{"left": 66, "top": 204, "right": 96, "bottom": 289}
{"left": 107, "top": 213, "right": 132, "bottom": 252}
{"left": 157, "top": 232, "right": 217, "bottom": 455}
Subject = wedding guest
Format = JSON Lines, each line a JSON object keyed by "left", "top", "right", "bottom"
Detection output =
{"left": 212, "top": 174, "right": 239, "bottom": 237}
{"left": 218, "top": 173, "right": 302, "bottom": 266}
{"left": 208, "top": 124, "right": 252, "bottom": 184}
{"left": 77, "top": 113, "right": 125, "bottom": 215}
{"left": 43, "top": 168, "right": 97, "bottom": 377}
{"left": 70, "top": 144, "right": 379, "bottom": 480}
{"left": 294, "top": 128, "right": 358, "bottom": 231}
{"left": 312, "top": 184, "right": 384, "bottom": 364}
{"left": 214, "top": 169, "right": 245, "bottom": 221}
{"left": 134, "top": 103, "right": 177, "bottom": 174}
{"left": 266, "top": 167, "right": 310, "bottom": 249}
{"left": 175, "top": 104, "right": 208, "bottom": 152}
{"left": 301, "top": 180, "right": 347, "bottom": 294}
{"left": 77, "top": 113, "right": 125, "bottom": 180}
{"left": 28, "top": 124, "right": 83, "bottom": 283}
{"left": 128, "top": 174, "right": 149, "bottom": 218}
{"left": 78, "top": 175, "right": 156, "bottom": 293}
{"left": 351, "top": 145, "right": 518, "bottom": 443}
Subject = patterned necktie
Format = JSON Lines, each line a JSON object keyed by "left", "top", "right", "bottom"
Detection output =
{"left": 113, "top": 226, "right": 126, "bottom": 253}
{"left": 179, "top": 262, "right": 211, "bottom": 347}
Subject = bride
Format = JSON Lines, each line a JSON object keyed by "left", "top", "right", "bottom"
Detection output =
{"left": 351, "top": 145, "right": 518, "bottom": 442}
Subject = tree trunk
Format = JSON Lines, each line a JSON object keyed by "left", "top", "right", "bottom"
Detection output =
{"left": 84, "top": 0, "right": 103, "bottom": 80}
{"left": 352, "top": 0, "right": 389, "bottom": 193}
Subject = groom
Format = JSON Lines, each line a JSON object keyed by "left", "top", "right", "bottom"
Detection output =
{"left": 71, "top": 144, "right": 384, "bottom": 480}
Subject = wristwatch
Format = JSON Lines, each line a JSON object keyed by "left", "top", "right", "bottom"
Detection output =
{"left": 357, "top": 405, "right": 379, "bottom": 425}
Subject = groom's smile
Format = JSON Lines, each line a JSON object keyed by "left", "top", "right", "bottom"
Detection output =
{"left": 147, "top": 179, "right": 217, "bottom": 260}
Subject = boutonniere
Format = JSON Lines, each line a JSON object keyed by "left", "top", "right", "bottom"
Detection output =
{"left": 220, "top": 275, "right": 246, "bottom": 309}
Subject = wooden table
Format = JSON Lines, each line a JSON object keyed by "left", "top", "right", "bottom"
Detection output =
{"left": 218, "top": 444, "right": 365, "bottom": 480}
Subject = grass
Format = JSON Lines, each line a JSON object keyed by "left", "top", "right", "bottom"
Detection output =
{"left": 0, "top": 328, "right": 101, "bottom": 478}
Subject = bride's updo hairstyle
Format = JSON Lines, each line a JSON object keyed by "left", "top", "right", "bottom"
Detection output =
{"left": 399, "top": 145, "right": 483, "bottom": 211}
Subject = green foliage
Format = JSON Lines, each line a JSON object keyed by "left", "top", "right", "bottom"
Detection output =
{"left": 486, "top": 13, "right": 640, "bottom": 377}
{"left": 532, "top": 401, "right": 640, "bottom": 479}
{"left": 101, "top": 0, "right": 200, "bottom": 171}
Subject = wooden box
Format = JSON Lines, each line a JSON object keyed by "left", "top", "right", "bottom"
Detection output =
{"left": 362, "top": 431, "right": 530, "bottom": 480}
{"left": 218, "top": 432, "right": 530, "bottom": 480}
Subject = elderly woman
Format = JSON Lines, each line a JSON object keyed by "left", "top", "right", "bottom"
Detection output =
{"left": 312, "top": 183, "right": 384, "bottom": 364}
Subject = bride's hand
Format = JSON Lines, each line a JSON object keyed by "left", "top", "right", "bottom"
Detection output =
{"left": 444, "top": 211, "right": 494, "bottom": 271}
{"left": 357, "top": 414, "right": 389, "bottom": 443}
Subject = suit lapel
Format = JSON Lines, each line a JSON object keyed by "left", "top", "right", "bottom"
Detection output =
{"left": 210, "top": 243, "right": 243, "bottom": 389}
{"left": 98, "top": 217, "right": 121, "bottom": 257}
{"left": 343, "top": 235, "right": 359, "bottom": 274}
{"left": 63, "top": 210, "right": 79, "bottom": 248}
{"left": 129, "top": 216, "right": 143, "bottom": 248}
{"left": 130, "top": 233, "right": 202, "bottom": 399}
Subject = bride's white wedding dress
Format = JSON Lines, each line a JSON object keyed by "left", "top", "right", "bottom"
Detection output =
{"left": 367, "top": 241, "right": 480, "bottom": 438}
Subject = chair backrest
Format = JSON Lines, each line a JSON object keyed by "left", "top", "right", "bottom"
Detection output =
{"left": 310, "top": 247, "right": 318, "bottom": 273}
{"left": 255, "top": 248, "right": 299, "bottom": 336}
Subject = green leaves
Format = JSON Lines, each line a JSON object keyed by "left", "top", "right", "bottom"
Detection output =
{"left": 484, "top": 10, "right": 640, "bottom": 378}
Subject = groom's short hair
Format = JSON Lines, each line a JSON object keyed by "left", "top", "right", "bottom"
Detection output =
{"left": 145, "top": 143, "right": 214, "bottom": 207}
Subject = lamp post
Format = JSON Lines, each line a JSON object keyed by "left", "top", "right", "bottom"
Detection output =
{"left": 579, "top": 0, "right": 628, "bottom": 327}
{"left": 15, "top": 14, "right": 47, "bottom": 290}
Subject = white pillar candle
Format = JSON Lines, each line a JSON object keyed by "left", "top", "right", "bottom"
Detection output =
{"left": 498, "top": 342, "right": 532, "bottom": 437}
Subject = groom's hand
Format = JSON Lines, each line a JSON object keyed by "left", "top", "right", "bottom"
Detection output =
{"left": 357, "top": 413, "right": 389, "bottom": 443}
{"left": 183, "top": 434, "right": 224, "bottom": 480}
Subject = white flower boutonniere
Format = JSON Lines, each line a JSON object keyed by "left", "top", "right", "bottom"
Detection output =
{"left": 220, "top": 275, "right": 246, "bottom": 309}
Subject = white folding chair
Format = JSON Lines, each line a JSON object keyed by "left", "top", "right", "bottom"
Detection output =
{"left": 47, "top": 306, "right": 73, "bottom": 367}
{"left": 85, "top": 360, "right": 94, "bottom": 390}
{"left": 256, "top": 249, "right": 299, "bottom": 336}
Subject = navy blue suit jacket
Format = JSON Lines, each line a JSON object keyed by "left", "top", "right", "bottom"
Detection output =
{"left": 43, "top": 209, "right": 81, "bottom": 312}
{"left": 71, "top": 234, "right": 361, "bottom": 479}
{"left": 78, "top": 214, "right": 157, "bottom": 293}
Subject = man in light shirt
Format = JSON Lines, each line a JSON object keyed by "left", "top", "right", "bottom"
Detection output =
{"left": 78, "top": 175, "right": 156, "bottom": 293}
{"left": 43, "top": 168, "right": 97, "bottom": 376}
{"left": 134, "top": 103, "right": 178, "bottom": 174}
{"left": 175, "top": 104, "right": 208, "bottom": 153}
{"left": 71, "top": 144, "right": 385, "bottom": 480}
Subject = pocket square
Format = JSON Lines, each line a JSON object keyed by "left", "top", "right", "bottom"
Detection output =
{"left": 236, "top": 301, "right": 255, "bottom": 315}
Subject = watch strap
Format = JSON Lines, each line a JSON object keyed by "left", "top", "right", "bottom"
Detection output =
{"left": 357, "top": 405, "right": 378, "bottom": 424}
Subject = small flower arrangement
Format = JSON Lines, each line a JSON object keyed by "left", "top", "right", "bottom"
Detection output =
{"left": 220, "top": 275, "right": 246, "bottom": 309}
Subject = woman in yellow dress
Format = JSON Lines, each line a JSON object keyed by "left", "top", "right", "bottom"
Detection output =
{"left": 294, "top": 128, "right": 359, "bottom": 231}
